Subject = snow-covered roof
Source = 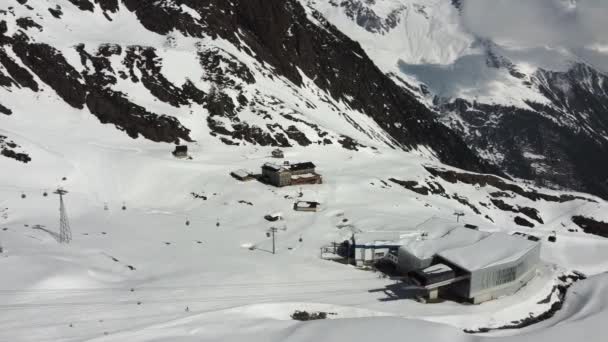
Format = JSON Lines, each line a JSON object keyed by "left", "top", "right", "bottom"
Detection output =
{"left": 400, "top": 227, "right": 489, "bottom": 260}
{"left": 262, "top": 163, "right": 285, "bottom": 171}
{"left": 354, "top": 231, "right": 404, "bottom": 246}
{"left": 422, "top": 264, "right": 453, "bottom": 275}
{"left": 295, "top": 201, "right": 320, "bottom": 208}
{"left": 437, "top": 233, "right": 540, "bottom": 272}
{"left": 413, "top": 217, "right": 464, "bottom": 239}
{"left": 231, "top": 169, "right": 251, "bottom": 178}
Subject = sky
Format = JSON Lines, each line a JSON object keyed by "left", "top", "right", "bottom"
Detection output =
{"left": 461, "top": 0, "right": 608, "bottom": 70}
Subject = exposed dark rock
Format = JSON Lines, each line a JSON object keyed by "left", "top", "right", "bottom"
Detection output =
{"left": 75, "top": 44, "right": 117, "bottom": 88}
{"left": 490, "top": 199, "right": 517, "bottom": 212}
{"left": 0, "top": 20, "right": 7, "bottom": 36}
{"left": 491, "top": 199, "right": 543, "bottom": 224}
{"left": 95, "top": 0, "right": 119, "bottom": 13}
{"left": 198, "top": 47, "right": 255, "bottom": 87}
{"left": 191, "top": 192, "right": 207, "bottom": 200}
{"left": 67, "top": 0, "right": 94, "bottom": 12}
{"left": 572, "top": 216, "right": 608, "bottom": 238}
{"left": 121, "top": 0, "right": 494, "bottom": 174}
{"left": 291, "top": 310, "right": 330, "bottom": 321}
{"left": 16, "top": 17, "right": 42, "bottom": 31}
{"left": 0, "top": 68, "right": 12, "bottom": 87}
{"left": 85, "top": 88, "right": 192, "bottom": 143}
{"left": 0, "top": 103, "right": 11, "bottom": 115}
{"left": 452, "top": 194, "right": 481, "bottom": 215}
{"left": 389, "top": 179, "right": 432, "bottom": 196}
{"left": 0, "top": 135, "right": 30, "bottom": 163}
{"left": 124, "top": 46, "right": 191, "bottom": 107}
{"left": 490, "top": 191, "right": 514, "bottom": 199}
{"left": 519, "top": 207, "right": 544, "bottom": 224}
{"left": 328, "top": 0, "right": 406, "bottom": 34}
{"left": 426, "top": 166, "right": 593, "bottom": 203}
{"left": 182, "top": 80, "right": 206, "bottom": 105}
{"left": 282, "top": 125, "right": 312, "bottom": 146}
{"left": 338, "top": 136, "right": 364, "bottom": 151}
{"left": 12, "top": 39, "right": 86, "bottom": 108}
{"left": 440, "top": 63, "right": 608, "bottom": 199}
{"left": 0, "top": 47, "right": 39, "bottom": 91}
{"left": 48, "top": 6, "right": 63, "bottom": 19}
{"left": 514, "top": 216, "right": 535, "bottom": 228}
{"left": 230, "top": 122, "right": 286, "bottom": 147}
{"left": 390, "top": 178, "right": 481, "bottom": 214}
{"left": 206, "top": 88, "right": 236, "bottom": 118}
{"left": 97, "top": 43, "right": 122, "bottom": 57}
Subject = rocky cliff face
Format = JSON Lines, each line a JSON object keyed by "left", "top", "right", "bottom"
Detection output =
{"left": 439, "top": 63, "right": 608, "bottom": 198}
{"left": 0, "top": 0, "right": 495, "bottom": 174}
{"left": 310, "top": 0, "right": 608, "bottom": 199}
{"left": 4, "top": 0, "right": 607, "bottom": 198}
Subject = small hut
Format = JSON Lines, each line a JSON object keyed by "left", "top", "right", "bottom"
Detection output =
{"left": 230, "top": 169, "right": 254, "bottom": 181}
{"left": 271, "top": 149, "right": 285, "bottom": 159}
{"left": 172, "top": 145, "right": 188, "bottom": 158}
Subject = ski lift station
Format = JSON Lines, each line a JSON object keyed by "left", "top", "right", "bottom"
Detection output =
{"left": 327, "top": 218, "right": 541, "bottom": 304}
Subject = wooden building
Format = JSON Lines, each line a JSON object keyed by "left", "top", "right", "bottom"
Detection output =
{"left": 262, "top": 163, "right": 292, "bottom": 187}
{"left": 262, "top": 162, "right": 322, "bottom": 187}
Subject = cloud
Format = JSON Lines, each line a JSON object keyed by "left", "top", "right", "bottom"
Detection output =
{"left": 461, "top": 0, "right": 608, "bottom": 50}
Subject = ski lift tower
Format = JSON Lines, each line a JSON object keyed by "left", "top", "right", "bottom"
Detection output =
{"left": 54, "top": 188, "right": 72, "bottom": 244}
{"left": 454, "top": 210, "right": 465, "bottom": 223}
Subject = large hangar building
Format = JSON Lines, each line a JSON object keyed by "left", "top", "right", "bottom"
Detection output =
{"left": 436, "top": 233, "right": 541, "bottom": 304}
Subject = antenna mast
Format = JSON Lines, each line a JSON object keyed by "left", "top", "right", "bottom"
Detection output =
{"left": 54, "top": 188, "right": 72, "bottom": 244}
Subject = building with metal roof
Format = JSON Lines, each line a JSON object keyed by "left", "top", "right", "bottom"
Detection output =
{"left": 436, "top": 233, "right": 541, "bottom": 303}
{"left": 397, "top": 227, "right": 489, "bottom": 273}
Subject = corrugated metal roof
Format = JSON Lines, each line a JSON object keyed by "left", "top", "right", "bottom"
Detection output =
{"left": 437, "top": 233, "right": 539, "bottom": 272}
{"left": 399, "top": 227, "right": 489, "bottom": 260}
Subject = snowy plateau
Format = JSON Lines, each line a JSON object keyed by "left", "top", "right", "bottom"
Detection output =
{"left": 0, "top": 0, "right": 608, "bottom": 341}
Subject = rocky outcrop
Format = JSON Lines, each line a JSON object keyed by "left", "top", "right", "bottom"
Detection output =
{"left": 120, "top": 0, "right": 494, "bottom": 173}
{"left": 425, "top": 166, "right": 594, "bottom": 203}
{"left": 572, "top": 216, "right": 608, "bottom": 238}
{"left": 490, "top": 199, "right": 543, "bottom": 224}
{"left": 12, "top": 38, "right": 87, "bottom": 109}
{"left": 440, "top": 63, "right": 608, "bottom": 199}
{"left": 327, "top": 0, "right": 406, "bottom": 34}
{"left": 0, "top": 103, "right": 11, "bottom": 115}
{"left": 0, "top": 48, "right": 39, "bottom": 91}
{"left": 86, "top": 88, "right": 191, "bottom": 143}
{"left": 0, "top": 135, "right": 30, "bottom": 163}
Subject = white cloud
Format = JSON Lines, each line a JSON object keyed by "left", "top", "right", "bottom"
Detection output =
{"left": 461, "top": 0, "right": 608, "bottom": 55}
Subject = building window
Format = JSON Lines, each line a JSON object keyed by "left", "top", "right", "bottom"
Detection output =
{"left": 496, "top": 267, "right": 517, "bottom": 285}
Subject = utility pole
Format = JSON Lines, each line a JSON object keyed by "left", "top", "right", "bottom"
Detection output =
{"left": 267, "top": 227, "right": 278, "bottom": 254}
{"left": 54, "top": 188, "right": 72, "bottom": 244}
{"left": 454, "top": 211, "right": 465, "bottom": 223}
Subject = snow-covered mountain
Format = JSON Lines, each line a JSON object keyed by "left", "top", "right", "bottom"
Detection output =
{"left": 2, "top": 1, "right": 608, "bottom": 341}
{"left": 0, "top": 0, "right": 499, "bottom": 174}
{"left": 308, "top": 0, "right": 608, "bottom": 198}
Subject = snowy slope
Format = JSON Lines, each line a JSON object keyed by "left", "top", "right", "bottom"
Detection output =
{"left": 305, "top": 0, "right": 598, "bottom": 107}
{"left": 1, "top": 1, "right": 608, "bottom": 341}
{"left": 92, "top": 273, "right": 608, "bottom": 342}
{"left": 306, "top": 0, "right": 608, "bottom": 199}
{"left": 2, "top": 137, "right": 608, "bottom": 341}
